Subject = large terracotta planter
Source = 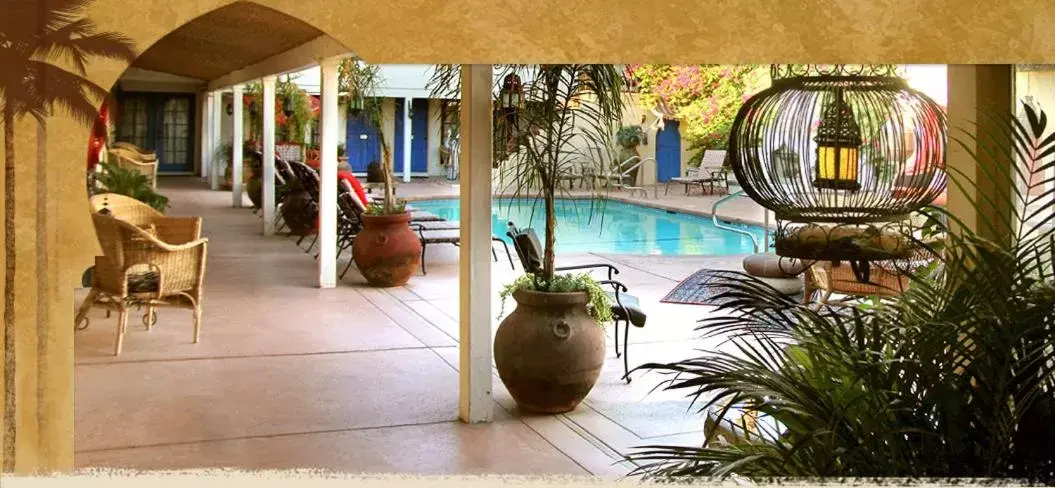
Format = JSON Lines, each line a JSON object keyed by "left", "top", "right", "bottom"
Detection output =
{"left": 494, "top": 289, "right": 606, "bottom": 414}
{"left": 247, "top": 171, "right": 263, "bottom": 208}
{"left": 280, "top": 188, "right": 317, "bottom": 235}
{"left": 352, "top": 212, "right": 422, "bottom": 287}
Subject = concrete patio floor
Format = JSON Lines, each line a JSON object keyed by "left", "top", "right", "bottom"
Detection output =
{"left": 73, "top": 176, "right": 762, "bottom": 475}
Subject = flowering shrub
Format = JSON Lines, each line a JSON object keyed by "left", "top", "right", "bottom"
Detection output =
{"left": 627, "top": 65, "right": 768, "bottom": 152}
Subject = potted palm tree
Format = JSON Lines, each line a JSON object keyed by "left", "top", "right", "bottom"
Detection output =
{"left": 341, "top": 57, "right": 421, "bottom": 287}
{"left": 430, "top": 64, "right": 626, "bottom": 413}
{"left": 625, "top": 102, "right": 1055, "bottom": 480}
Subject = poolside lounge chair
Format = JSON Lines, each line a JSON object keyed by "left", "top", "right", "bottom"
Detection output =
{"left": 665, "top": 149, "right": 729, "bottom": 195}
{"left": 506, "top": 222, "right": 647, "bottom": 383}
{"left": 697, "top": 149, "right": 729, "bottom": 195}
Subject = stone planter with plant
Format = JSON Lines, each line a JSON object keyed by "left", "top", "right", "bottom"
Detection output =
{"left": 430, "top": 64, "right": 626, "bottom": 413}
{"left": 342, "top": 57, "right": 422, "bottom": 287}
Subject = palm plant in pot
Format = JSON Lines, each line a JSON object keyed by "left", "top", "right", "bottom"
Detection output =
{"left": 430, "top": 64, "right": 626, "bottom": 413}
{"left": 341, "top": 56, "right": 421, "bottom": 287}
{"left": 624, "top": 102, "right": 1055, "bottom": 481}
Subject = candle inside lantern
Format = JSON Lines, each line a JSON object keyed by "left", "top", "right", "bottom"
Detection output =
{"left": 813, "top": 90, "right": 863, "bottom": 191}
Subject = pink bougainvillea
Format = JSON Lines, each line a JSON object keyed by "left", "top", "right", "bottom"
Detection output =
{"left": 628, "top": 65, "right": 769, "bottom": 151}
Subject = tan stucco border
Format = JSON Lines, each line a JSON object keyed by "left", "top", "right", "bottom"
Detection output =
{"left": 2, "top": 0, "right": 1055, "bottom": 475}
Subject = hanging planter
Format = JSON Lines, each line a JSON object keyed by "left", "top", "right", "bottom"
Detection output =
{"left": 727, "top": 65, "right": 947, "bottom": 282}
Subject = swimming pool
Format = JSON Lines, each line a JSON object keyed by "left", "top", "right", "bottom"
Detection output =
{"left": 410, "top": 198, "right": 767, "bottom": 256}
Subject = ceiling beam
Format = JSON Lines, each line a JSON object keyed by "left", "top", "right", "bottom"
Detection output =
{"left": 206, "top": 35, "right": 350, "bottom": 91}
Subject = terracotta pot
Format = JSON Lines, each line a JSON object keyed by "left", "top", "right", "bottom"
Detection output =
{"left": 352, "top": 212, "right": 422, "bottom": 287}
{"left": 494, "top": 289, "right": 606, "bottom": 413}
{"left": 280, "top": 188, "right": 317, "bottom": 235}
{"left": 247, "top": 173, "right": 263, "bottom": 208}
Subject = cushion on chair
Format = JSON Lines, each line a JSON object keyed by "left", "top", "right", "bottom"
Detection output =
{"left": 753, "top": 276, "right": 804, "bottom": 295}
{"left": 742, "top": 252, "right": 808, "bottom": 278}
{"left": 511, "top": 229, "right": 543, "bottom": 274}
{"left": 126, "top": 271, "right": 160, "bottom": 294}
{"left": 606, "top": 291, "right": 647, "bottom": 328}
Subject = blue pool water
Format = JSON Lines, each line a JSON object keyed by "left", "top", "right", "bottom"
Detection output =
{"left": 410, "top": 198, "right": 767, "bottom": 256}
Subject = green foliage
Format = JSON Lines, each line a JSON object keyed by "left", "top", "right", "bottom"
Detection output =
{"left": 624, "top": 101, "right": 1055, "bottom": 481}
{"left": 617, "top": 125, "right": 646, "bottom": 147}
{"left": 277, "top": 76, "right": 315, "bottom": 145}
{"left": 628, "top": 65, "right": 768, "bottom": 150}
{"left": 95, "top": 161, "right": 169, "bottom": 211}
{"left": 498, "top": 272, "right": 614, "bottom": 323}
{"left": 364, "top": 200, "right": 406, "bottom": 216}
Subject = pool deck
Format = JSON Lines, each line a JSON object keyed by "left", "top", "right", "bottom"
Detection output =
{"left": 74, "top": 176, "right": 769, "bottom": 475}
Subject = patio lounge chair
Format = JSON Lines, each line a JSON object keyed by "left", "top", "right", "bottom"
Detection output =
{"left": 506, "top": 222, "right": 647, "bottom": 383}
{"left": 76, "top": 212, "right": 208, "bottom": 356}
{"left": 665, "top": 149, "right": 728, "bottom": 195}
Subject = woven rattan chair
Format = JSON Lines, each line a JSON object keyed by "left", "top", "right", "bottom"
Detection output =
{"left": 803, "top": 232, "right": 945, "bottom": 308}
{"left": 75, "top": 212, "right": 208, "bottom": 356}
{"left": 110, "top": 142, "right": 158, "bottom": 163}
{"left": 89, "top": 193, "right": 202, "bottom": 244}
{"left": 109, "top": 150, "right": 159, "bottom": 189}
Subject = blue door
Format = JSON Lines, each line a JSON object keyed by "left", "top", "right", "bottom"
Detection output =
{"left": 115, "top": 92, "right": 195, "bottom": 174}
{"left": 345, "top": 110, "right": 380, "bottom": 173}
{"left": 655, "top": 119, "right": 682, "bottom": 182}
{"left": 410, "top": 98, "right": 429, "bottom": 173}
{"left": 394, "top": 99, "right": 431, "bottom": 175}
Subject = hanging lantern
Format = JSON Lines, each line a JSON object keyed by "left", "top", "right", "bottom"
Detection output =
{"left": 727, "top": 65, "right": 947, "bottom": 283}
{"left": 348, "top": 91, "right": 365, "bottom": 115}
{"left": 495, "top": 73, "right": 524, "bottom": 162}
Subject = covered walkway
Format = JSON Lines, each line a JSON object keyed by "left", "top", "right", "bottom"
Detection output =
{"left": 73, "top": 178, "right": 586, "bottom": 473}
{"left": 72, "top": 178, "right": 738, "bottom": 474}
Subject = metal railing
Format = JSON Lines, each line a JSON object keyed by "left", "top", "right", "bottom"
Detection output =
{"left": 711, "top": 189, "right": 761, "bottom": 254}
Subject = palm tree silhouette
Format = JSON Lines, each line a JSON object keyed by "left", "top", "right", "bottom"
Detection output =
{"left": 0, "top": 0, "right": 136, "bottom": 471}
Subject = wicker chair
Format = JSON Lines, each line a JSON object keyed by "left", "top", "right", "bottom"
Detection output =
{"left": 75, "top": 212, "right": 208, "bottom": 356}
{"left": 803, "top": 233, "right": 944, "bottom": 308}
{"left": 89, "top": 193, "right": 202, "bottom": 243}
{"left": 109, "top": 150, "right": 159, "bottom": 189}
{"left": 110, "top": 142, "right": 158, "bottom": 163}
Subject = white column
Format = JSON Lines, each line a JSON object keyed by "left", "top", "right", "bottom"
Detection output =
{"left": 231, "top": 84, "right": 244, "bottom": 207}
{"left": 200, "top": 92, "right": 212, "bottom": 179}
{"left": 318, "top": 57, "right": 341, "bottom": 288}
{"left": 210, "top": 90, "right": 223, "bottom": 190}
{"left": 262, "top": 76, "right": 277, "bottom": 236}
{"left": 458, "top": 64, "right": 494, "bottom": 424}
{"left": 403, "top": 97, "right": 412, "bottom": 183}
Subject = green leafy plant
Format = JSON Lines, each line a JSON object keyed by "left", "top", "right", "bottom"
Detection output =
{"left": 624, "top": 101, "right": 1055, "bottom": 481}
{"left": 617, "top": 125, "right": 646, "bottom": 148}
{"left": 276, "top": 75, "right": 314, "bottom": 145}
{"left": 498, "top": 273, "right": 614, "bottom": 323}
{"left": 627, "top": 65, "right": 769, "bottom": 151}
{"left": 96, "top": 161, "right": 169, "bottom": 211}
{"left": 364, "top": 200, "right": 406, "bottom": 216}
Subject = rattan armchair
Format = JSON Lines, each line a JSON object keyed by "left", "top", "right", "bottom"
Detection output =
{"left": 90, "top": 193, "right": 201, "bottom": 243}
{"left": 109, "top": 150, "right": 159, "bottom": 189}
{"left": 75, "top": 212, "right": 208, "bottom": 356}
{"left": 110, "top": 142, "right": 158, "bottom": 162}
